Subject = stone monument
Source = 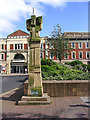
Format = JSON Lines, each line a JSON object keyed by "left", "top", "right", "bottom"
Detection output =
{"left": 18, "top": 9, "right": 50, "bottom": 105}
{"left": 26, "top": 9, "right": 43, "bottom": 97}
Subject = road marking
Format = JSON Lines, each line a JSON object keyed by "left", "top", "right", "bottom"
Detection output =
{"left": 0, "top": 88, "right": 19, "bottom": 97}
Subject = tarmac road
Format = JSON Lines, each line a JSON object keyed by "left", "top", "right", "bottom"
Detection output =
{"left": 0, "top": 74, "right": 29, "bottom": 94}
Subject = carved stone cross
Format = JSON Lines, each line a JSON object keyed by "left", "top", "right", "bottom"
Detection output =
{"left": 26, "top": 15, "right": 42, "bottom": 38}
{"left": 26, "top": 14, "right": 43, "bottom": 96}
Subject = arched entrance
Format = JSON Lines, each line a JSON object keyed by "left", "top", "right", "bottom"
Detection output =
{"left": 14, "top": 54, "right": 25, "bottom": 60}
{"left": 11, "top": 54, "right": 28, "bottom": 74}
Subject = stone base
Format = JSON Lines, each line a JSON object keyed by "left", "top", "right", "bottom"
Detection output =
{"left": 18, "top": 93, "right": 51, "bottom": 105}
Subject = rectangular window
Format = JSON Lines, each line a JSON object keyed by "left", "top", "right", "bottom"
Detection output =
{"left": 79, "top": 42, "right": 82, "bottom": 49}
{"left": 1, "top": 44, "right": 4, "bottom": 50}
{"left": 86, "top": 51, "right": 90, "bottom": 59}
{"left": 18, "top": 44, "right": 23, "bottom": 49}
{"left": 79, "top": 52, "right": 83, "bottom": 59}
{"left": 86, "top": 42, "right": 89, "bottom": 48}
{"left": 40, "top": 53, "right": 43, "bottom": 59}
{"left": 1, "top": 54, "right": 4, "bottom": 60}
{"left": 72, "top": 42, "right": 75, "bottom": 48}
{"left": 15, "top": 44, "right": 23, "bottom": 50}
{"left": 50, "top": 53, "right": 53, "bottom": 59}
{"left": 72, "top": 52, "right": 76, "bottom": 59}
{"left": 15, "top": 44, "right": 17, "bottom": 49}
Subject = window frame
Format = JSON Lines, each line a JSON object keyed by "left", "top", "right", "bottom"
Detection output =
{"left": 1, "top": 53, "right": 4, "bottom": 60}
{"left": 86, "top": 42, "right": 89, "bottom": 48}
{"left": 15, "top": 44, "right": 23, "bottom": 50}
{"left": 71, "top": 42, "right": 75, "bottom": 49}
{"left": 86, "top": 51, "right": 90, "bottom": 59}
{"left": 1, "top": 44, "right": 4, "bottom": 50}
{"left": 79, "top": 51, "right": 83, "bottom": 59}
{"left": 49, "top": 53, "right": 54, "bottom": 59}
{"left": 79, "top": 42, "right": 82, "bottom": 49}
{"left": 72, "top": 51, "right": 76, "bottom": 59}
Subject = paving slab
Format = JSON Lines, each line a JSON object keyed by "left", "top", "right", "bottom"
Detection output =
{"left": 80, "top": 97, "right": 90, "bottom": 106}
{"left": 1, "top": 87, "right": 89, "bottom": 120}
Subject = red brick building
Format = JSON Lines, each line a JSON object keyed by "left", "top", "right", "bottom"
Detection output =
{"left": 41, "top": 32, "right": 90, "bottom": 64}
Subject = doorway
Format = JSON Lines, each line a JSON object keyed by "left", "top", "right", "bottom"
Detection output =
{"left": 11, "top": 65, "right": 27, "bottom": 74}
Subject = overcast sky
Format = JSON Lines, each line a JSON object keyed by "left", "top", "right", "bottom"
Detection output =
{"left": 0, "top": 0, "right": 89, "bottom": 38}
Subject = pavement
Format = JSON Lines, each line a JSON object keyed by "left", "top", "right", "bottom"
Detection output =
{"left": 80, "top": 97, "right": 90, "bottom": 106}
{"left": 1, "top": 87, "right": 90, "bottom": 120}
{"left": 0, "top": 74, "right": 28, "bottom": 76}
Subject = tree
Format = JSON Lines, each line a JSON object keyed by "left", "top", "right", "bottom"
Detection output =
{"left": 47, "top": 24, "right": 71, "bottom": 63}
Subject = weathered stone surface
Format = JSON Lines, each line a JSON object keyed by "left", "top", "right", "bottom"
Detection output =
{"left": 18, "top": 100, "right": 51, "bottom": 105}
{"left": 18, "top": 11, "right": 50, "bottom": 105}
{"left": 26, "top": 13, "right": 43, "bottom": 96}
{"left": 24, "top": 80, "right": 88, "bottom": 97}
{"left": 18, "top": 93, "right": 50, "bottom": 105}
{"left": 43, "top": 80, "right": 88, "bottom": 97}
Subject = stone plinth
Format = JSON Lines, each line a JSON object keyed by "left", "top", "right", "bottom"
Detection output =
{"left": 18, "top": 93, "right": 50, "bottom": 105}
{"left": 18, "top": 80, "right": 50, "bottom": 105}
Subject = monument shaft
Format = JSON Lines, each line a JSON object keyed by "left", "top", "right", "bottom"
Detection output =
{"left": 26, "top": 15, "right": 43, "bottom": 96}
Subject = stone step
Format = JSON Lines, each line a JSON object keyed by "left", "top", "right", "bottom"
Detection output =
{"left": 21, "top": 96, "right": 50, "bottom": 101}
{"left": 18, "top": 100, "right": 51, "bottom": 105}
{"left": 42, "top": 93, "right": 49, "bottom": 97}
{"left": 18, "top": 93, "right": 51, "bottom": 105}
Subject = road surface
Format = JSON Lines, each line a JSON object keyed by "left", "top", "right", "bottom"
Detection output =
{"left": 0, "top": 74, "right": 29, "bottom": 94}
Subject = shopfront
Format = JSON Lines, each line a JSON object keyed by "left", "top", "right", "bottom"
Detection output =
{"left": 11, "top": 54, "right": 28, "bottom": 74}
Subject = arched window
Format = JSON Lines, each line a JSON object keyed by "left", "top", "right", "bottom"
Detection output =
{"left": 14, "top": 54, "right": 25, "bottom": 60}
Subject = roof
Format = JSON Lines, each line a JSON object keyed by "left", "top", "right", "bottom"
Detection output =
{"left": 8, "top": 30, "right": 29, "bottom": 37}
{"left": 64, "top": 32, "right": 90, "bottom": 38}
